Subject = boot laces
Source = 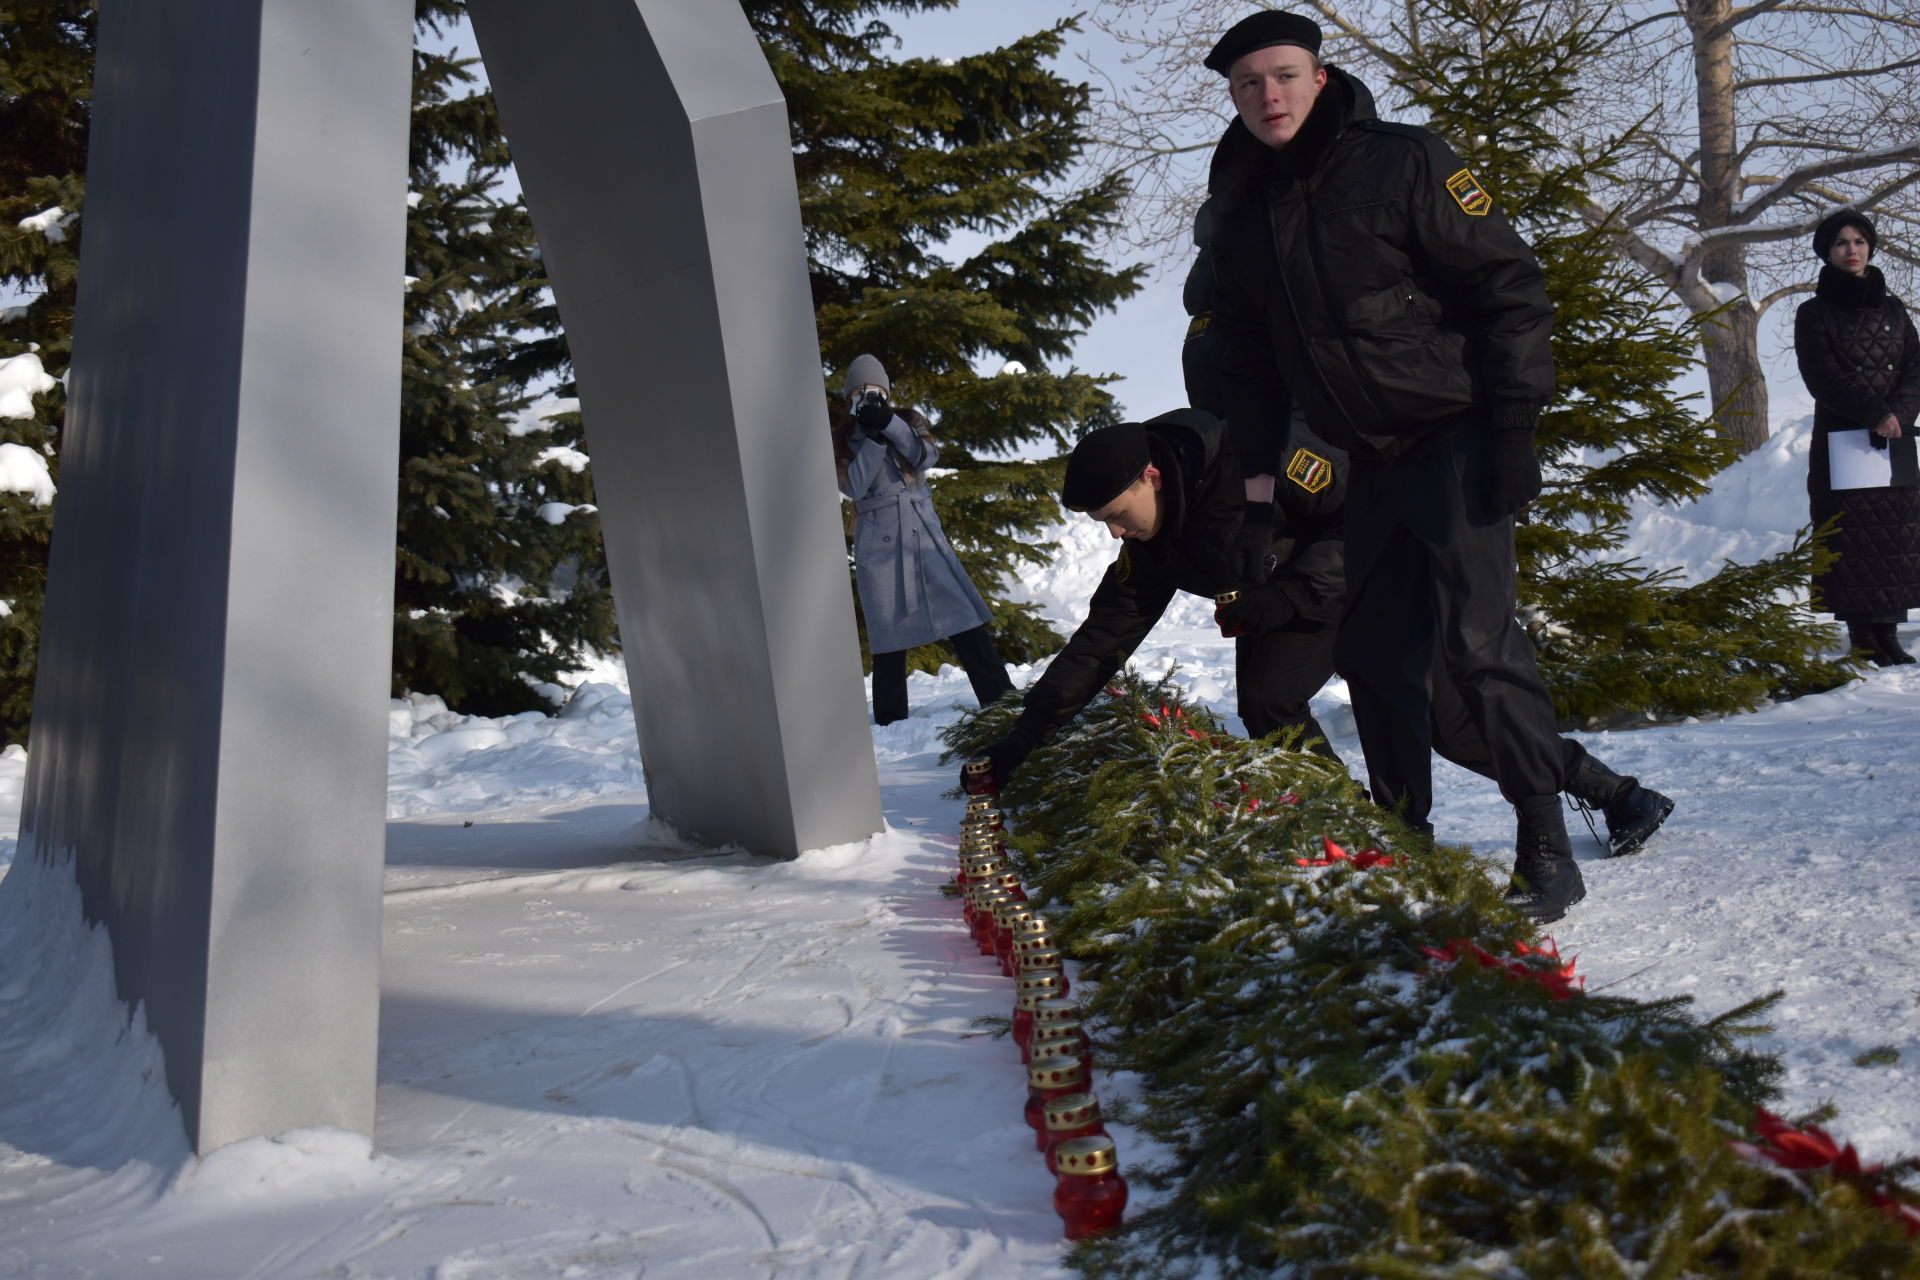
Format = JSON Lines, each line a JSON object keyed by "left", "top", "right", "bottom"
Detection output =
{"left": 1566, "top": 793, "right": 1604, "bottom": 848}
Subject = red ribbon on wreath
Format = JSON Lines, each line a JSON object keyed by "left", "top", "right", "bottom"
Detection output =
{"left": 1732, "top": 1108, "right": 1920, "bottom": 1236}
{"left": 1420, "top": 936, "right": 1583, "bottom": 1001}
{"left": 1295, "top": 835, "right": 1398, "bottom": 869}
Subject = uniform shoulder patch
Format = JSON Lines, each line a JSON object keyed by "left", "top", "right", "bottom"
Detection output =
{"left": 1445, "top": 168, "right": 1493, "bottom": 217}
{"left": 1286, "top": 447, "right": 1333, "bottom": 494}
{"left": 1114, "top": 547, "right": 1132, "bottom": 583}
{"left": 1185, "top": 314, "right": 1210, "bottom": 340}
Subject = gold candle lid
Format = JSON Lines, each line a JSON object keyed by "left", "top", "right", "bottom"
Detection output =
{"left": 1031, "top": 1019, "right": 1083, "bottom": 1045}
{"left": 992, "top": 901, "right": 1035, "bottom": 930}
{"left": 1010, "top": 915, "right": 1052, "bottom": 939}
{"left": 1029, "top": 1038, "right": 1084, "bottom": 1068}
{"left": 971, "top": 886, "right": 1012, "bottom": 911}
{"left": 1214, "top": 589, "right": 1241, "bottom": 605}
{"left": 1054, "top": 1134, "right": 1118, "bottom": 1176}
{"left": 1015, "top": 974, "right": 1063, "bottom": 1010}
{"left": 988, "top": 871, "right": 1024, "bottom": 893}
{"left": 965, "top": 792, "right": 997, "bottom": 811}
{"left": 1026, "top": 1057, "right": 1086, "bottom": 1091}
{"left": 1017, "top": 946, "right": 1064, "bottom": 973}
{"left": 1013, "top": 931, "right": 1057, "bottom": 956}
{"left": 1043, "top": 1091, "right": 1101, "bottom": 1131}
{"left": 1033, "top": 996, "right": 1080, "bottom": 1025}
{"left": 963, "top": 756, "right": 994, "bottom": 778}
{"left": 960, "top": 854, "right": 1005, "bottom": 876}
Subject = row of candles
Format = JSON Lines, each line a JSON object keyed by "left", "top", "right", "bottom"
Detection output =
{"left": 959, "top": 757, "right": 1127, "bottom": 1243}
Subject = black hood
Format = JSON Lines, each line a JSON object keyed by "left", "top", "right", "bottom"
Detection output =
{"left": 1207, "top": 65, "right": 1376, "bottom": 200}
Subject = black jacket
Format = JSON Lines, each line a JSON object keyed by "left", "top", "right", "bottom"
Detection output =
{"left": 1205, "top": 67, "right": 1555, "bottom": 471}
{"left": 1015, "top": 409, "right": 1345, "bottom": 743}
{"left": 1795, "top": 265, "right": 1920, "bottom": 617}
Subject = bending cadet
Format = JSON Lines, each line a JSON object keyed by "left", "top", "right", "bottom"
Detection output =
{"left": 974, "top": 409, "right": 1346, "bottom": 785}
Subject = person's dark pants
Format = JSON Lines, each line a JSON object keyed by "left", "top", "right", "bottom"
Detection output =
{"left": 1236, "top": 623, "right": 1342, "bottom": 762}
{"left": 1429, "top": 650, "right": 1585, "bottom": 782}
{"left": 1335, "top": 431, "right": 1569, "bottom": 826}
{"left": 870, "top": 624, "right": 1013, "bottom": 726}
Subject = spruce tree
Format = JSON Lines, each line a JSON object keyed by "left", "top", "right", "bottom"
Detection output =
{"left": 1384, "top": 0, "right": 1853, "bottom": 722}
{"left": 745, "top": 0, "right": 1143, "bottom": 670}
{"left": 396, "top": 1, "right": 614, "bottom": 715}
{"left": 0, "top": 0, "right": 90, "bottom": 747}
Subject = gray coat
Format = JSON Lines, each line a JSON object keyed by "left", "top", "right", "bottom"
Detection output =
{"left": 842, "top": 411, "right": 993, "bottom": 654}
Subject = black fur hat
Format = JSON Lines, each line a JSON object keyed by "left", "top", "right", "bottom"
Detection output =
{"left": 1812, "top": 209, "right": 1877, "bottom": 262}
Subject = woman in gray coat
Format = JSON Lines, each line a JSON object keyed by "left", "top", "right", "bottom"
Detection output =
{"left": 836, "top": 354, "right": 1013, "bottom": 724}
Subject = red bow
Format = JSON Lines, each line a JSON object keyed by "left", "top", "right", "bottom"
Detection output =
{"left": 1295, "top": 835, "right": 1397, "bottom": 869}
{"left": 1421, "top": 936, "right": 1583, "bottom": 1000}
{"left": 1732, "top": 1108, "right": 1920, "bottom": 1236}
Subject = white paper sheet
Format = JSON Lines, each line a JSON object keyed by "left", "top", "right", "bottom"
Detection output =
{"left": 1828, "top": 428, "right": 1894, "bottom": 490}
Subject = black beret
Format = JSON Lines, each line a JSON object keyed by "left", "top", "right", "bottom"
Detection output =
{"left": 1061, "top": 423, "right": 1150, "bottom": 512}
{"left": 1812, "top": 209, "right": 1877, "bottom": 261}
{"left": 1204, "top": 11, "right": 1323, "bottom": 75}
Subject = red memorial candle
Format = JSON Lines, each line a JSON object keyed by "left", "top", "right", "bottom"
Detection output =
{"left": 1053, "top": 1135, "right": 1128, "bottom": 1240}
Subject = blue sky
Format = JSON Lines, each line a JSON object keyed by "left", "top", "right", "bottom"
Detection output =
{"left": 889, "top": 2, "right": 1194, "bottom": 428}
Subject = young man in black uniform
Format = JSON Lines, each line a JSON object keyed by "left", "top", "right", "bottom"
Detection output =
{"left": 1200, "top": 11, "right": 1621, "bottom": 921}
{"left": 974, "top": 408, "right": 1347, "bottom": 786}
{"left": 1184, "top": 207, "right": 1674, "bottom": 863}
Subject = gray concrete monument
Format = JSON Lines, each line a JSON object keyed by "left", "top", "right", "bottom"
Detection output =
{"left": 21, "top": 0, "right": 883, "bottom": 1153}
{"left": 464, "top": 0, "right": 882, "bottom": 858}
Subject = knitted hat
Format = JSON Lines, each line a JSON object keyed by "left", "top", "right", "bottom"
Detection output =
{"left": 1204, "top": 10, "right": 1323, "bottom": 75}
{"left": 1061, "top": 423, "right": 1151, "bottom": 512}
{"left": 1812, "top": 209, "right": 1877, "bottom": 262}
{"left": 843, "top": 353, "right": 890, "bottom": 400}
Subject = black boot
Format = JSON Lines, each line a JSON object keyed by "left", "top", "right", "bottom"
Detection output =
{"left": 1504, "top": 796, "right": 1585, "bottom": 924}
{"left": 1873, "top": 622, "right": 1916, "bottom": 665}
{"left": 1848, "top": 622, "right": 1900, "bottom": 668}
{"left": 1566, "top": 753, "right": 1674, "bottom": 857}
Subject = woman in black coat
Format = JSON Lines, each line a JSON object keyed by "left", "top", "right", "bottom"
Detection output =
{"left": 1795, "top": 210, "right": 1920, "bottom": 666}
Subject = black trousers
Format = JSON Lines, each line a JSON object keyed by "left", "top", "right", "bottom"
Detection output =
{"left": 871, "top": 624, "right": 1013, "bottom": 725}
{"left": 1430, "top": 650, "right": 1586, "bottom": 784}
{"left": 1334, "top": 431, "right": 1569, "bottom": 825}
{"left": 1235, "top": 623, "right": 1342, "bottom": 762}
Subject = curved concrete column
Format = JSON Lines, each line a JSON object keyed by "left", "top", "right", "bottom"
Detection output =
{"left": 19, "top": 0, "right": 883, "bottom": 1154}
{"left": 21, "top": 0, "right": 416, "bottom": 1151}
{"left": 465, "top": 0, "right": 883, "bottom": 857}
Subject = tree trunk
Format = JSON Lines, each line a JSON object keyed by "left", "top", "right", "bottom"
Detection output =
{"left": 1686, "top": 0, "right": 1771, "bottom": 452}
{"left": 1698, "top": 298, "right": 1770, "bottom": 454}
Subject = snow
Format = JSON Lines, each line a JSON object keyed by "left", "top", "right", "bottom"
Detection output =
{"left": 535, "top": 444, "right": 591, "bottom": 473}
{"left": 0, "top": 442, "right": 54, "bottom": 506}
{"left": 536, "top": 500, "right": 596, "bottom": 525}
{"left": 15, "top": 204, "right": 76, "bottom": 244}
{"left": 508, "top": 396, "right": 580, "bottom": 437}
{"left": 0, "top": 350, "right": 58, "bottom": 421}
{"left": 2, "top": 413, "right": 1919, "bottom": 1276}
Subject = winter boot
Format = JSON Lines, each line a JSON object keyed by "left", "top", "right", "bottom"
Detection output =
{"left": 1848, "top": 622, "right": 1900, "bottom": 668}
{"left": 1504, "top": 796, "right": 1586, "bottom": 924}
{"left": 1566, "top": 753, "right": 1675, "bottom": 857}
{"left": 1873, "top": 622, "right": 1916, "bottom": 665}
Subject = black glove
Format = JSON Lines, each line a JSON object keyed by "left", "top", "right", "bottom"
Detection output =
{"left": 1228, "top": 501, "right": 1275, "bottom": 584}
{"left": 854, "top": 395, "right": 893, "bottom": 439}
{"left": 1481, "top": 428, "right": 1542, "bottom": 519}
{"left": 1215, "top": 584, "right": 1296, "bottom": 638}
{"left": 970, "top": 723, "right": 1040, "bottom": 792}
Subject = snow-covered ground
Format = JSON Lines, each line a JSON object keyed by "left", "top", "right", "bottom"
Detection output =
{"left": 4, "top": 416, "right": 1919, "bottom": 1278}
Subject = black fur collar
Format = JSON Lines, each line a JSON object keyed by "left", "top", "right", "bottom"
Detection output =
{"left": 1816, "top": 263, "right": 1888, "bottom": 308}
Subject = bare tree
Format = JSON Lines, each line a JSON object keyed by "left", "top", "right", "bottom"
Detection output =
{"left": 1088, "top": 0, "right": 1920, "bottom": 451}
